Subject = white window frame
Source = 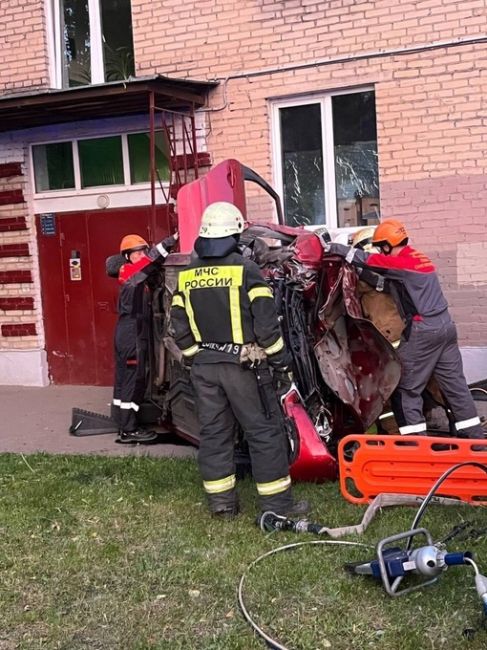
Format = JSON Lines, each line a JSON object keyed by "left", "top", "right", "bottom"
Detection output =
{"left": 271, "top": 86, "right": 376, "bottom": 231}
{"left": 47, "top": 0, "right": 113, "bottom": 88}
{"left": 29, "top": 130, "right": 171, "bottom": 213}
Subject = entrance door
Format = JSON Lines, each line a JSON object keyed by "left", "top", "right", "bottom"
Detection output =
{"left": 36, "top": 206, "right": 171, "bottom": 385}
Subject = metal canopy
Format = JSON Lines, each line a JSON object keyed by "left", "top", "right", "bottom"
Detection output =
{"left": 0, "top": 75, "right": 218, "bottom": 132}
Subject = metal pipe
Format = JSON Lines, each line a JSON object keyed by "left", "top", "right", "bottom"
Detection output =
{"left": 181, "top": 113, "right": 188, "bottom": 185}
{"left": 200, "top": 35, "right": 487, "bottom": 113}
{"left": 229, "top": 34, "right": 487, "bottom": 80}
{"left": 190, "top": 108, "right": 199, "bottom": 179}
{"left": 149, "top": 90, "right": 156, "bottom": 239}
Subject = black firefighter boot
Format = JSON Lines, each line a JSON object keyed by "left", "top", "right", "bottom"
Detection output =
{"left": 209, "top": 492, "right": 241, "bottom": 521}
{"left": 116, "top": 429, "right": 158, "bottom": 444}
{"left": 260, "top": 489, "right": 310, "bottom": 519}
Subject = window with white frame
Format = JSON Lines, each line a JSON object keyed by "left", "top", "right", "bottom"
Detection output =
{"left": 47, "top": 0, "right": 135, "bottom": 88}
{"left": 271, "top": 89, "right": 380, "bottom": 229}
{"left": 32, "top": 131, "right": 170, "bottom": 194}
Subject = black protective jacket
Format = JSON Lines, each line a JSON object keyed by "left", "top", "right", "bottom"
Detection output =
{"left": 111, "top": 243, "right": 169, "bottom": 432}
{"left": 328, "top": 243, "right": 449, "bottom": 323}
{"left": 170, "top": 237, "right": 287, "bottom": 365}
{"left": 118, "top": 245, "right": 168, "bottom": 318}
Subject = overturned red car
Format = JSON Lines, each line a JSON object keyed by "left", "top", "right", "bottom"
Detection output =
{"left": 73, "top": 159, "right": 485, "bottom": 483}
{"left": 149, "top": 160, "right": 402, "bottom": 482}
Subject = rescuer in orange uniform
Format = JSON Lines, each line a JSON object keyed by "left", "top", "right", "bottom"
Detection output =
{"left": 110, "top": 232, "right": 178, "bottom": 443}
{"left": 320, "top": 219, "right": 484, "bottom": 439}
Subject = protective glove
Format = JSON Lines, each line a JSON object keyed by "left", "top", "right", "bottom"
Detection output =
{"left": 314, "top": 226, "right": 332, "bottom": 252}
{"left": 182, "top": 347, "right": 199, "bottom": 370}
{"left": 267, "top": 349, "right": 293, "bottom": 371}
{"left": 183, "top": 356, "right": 194, "bottom": 371}
{"left": 318, "top": 235, "right": 331, "bottom": 252}
{"left": 106, "top": 253, "right": 125, "bottom": 278}
{"left": 161, "top": 231, "right": 179, "bottom": 252}
{"left": 272, "top": 367, "right": 293, "bottom": 398}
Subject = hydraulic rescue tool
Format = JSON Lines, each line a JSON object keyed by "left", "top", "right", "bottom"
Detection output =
{"left": 242, "top": 462, "right": 487, "bottom": 650}
{"left": 344, "top": 527, "right": 476, "bottom": 597}
{"left": 259, "top": 514, "right": 485, "bottom": 601}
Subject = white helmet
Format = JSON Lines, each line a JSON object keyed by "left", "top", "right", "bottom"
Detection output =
{"left": 199, "top": 202, "right": 245, "bottom": 239}
{"left": 351, "top": 226, "right": 379, "bottom": 253}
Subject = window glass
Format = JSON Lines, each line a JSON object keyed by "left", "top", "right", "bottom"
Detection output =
{"left": 62, "top": 0, "right": 91, "bottom": 87}
{"left": 280, "top": 104, "right": 325, "bottom": 227}
{"left": 78, "top": 136, "right": 124, "bottom": 187}
{"left": 332, "top": 91, "right": 380, "bottom": 227}
{"left": 100, "top": 0, "right": 135, "bottom": 81}
{"left": 32, "top": 142, "right": 75, "bottom": 192}
{"left": 128, "top": 132, "right": 170, "bottom": 184}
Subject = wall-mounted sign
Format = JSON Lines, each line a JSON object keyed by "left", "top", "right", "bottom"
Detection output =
{"left": 70, "top": 250, "right": 81, "bottom": 281}
{"left": 40, "top": 213, "right": 56, "bottom": 236}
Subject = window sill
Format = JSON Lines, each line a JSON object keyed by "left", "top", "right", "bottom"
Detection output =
{"left": 33, "top": 181, "right": 169, "bottom": 199}
{"left": 305, "top": 224, "right": 371, "bottom": 245}
{"left": 33, "top": 183, "right": 170, "bottom": 214}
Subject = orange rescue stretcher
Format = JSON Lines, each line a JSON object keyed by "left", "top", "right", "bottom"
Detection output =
{"left": 338, "top": 434, "right": 487, "bottom": 505}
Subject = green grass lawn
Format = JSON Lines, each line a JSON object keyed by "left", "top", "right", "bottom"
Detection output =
{"left": 1, "top": 453, "right": 486, "bottom": 650}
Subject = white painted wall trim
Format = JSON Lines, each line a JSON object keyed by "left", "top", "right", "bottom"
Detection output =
{"left": 33, "top": 184, "right": 169, "bottom": 213}
{"left": 0, "top": 350, "right": 49, "bottom": 387}
{"left": 2, "top": 345, "right": 482, "bottom": 389}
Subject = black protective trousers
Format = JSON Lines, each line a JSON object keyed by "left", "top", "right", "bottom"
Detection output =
{"left": 391, "top": 312, "right": 484, "bottom": 439}
{"left": 112, "top": 316, "right": 148, "bottom": 433}
{"left": 190, "top": 362, "right": 293, "bottom": 513}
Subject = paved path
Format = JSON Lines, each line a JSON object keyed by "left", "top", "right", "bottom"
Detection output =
{"left": 0, "top": 385, "right": 196, "bottom": 459}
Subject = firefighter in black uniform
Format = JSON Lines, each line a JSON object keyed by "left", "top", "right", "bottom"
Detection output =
{"left": 110, "top": 232, "right": 177, "bottom": 443}
{"left": 320, "top": 219, "right": 484, "bottom": 439}
{"left": 170, "top": 201, "right": 310, "bottom": 519}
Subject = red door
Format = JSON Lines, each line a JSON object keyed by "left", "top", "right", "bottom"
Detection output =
{"left": 36, "top": 206, "right": 172, "bottom": 385}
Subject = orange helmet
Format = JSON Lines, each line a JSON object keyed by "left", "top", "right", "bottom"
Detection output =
{"left": 119, "top": 234, "right": 148, "bottom": 255}
{"left": 372, "top": 219, "right": 408, "bottom": 248}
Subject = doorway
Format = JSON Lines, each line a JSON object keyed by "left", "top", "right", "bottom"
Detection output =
{"left": 36, "top": 205, "right": 172, "bottom": 384}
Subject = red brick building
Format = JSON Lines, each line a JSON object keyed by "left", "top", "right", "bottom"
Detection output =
{"left": 0, "top": 0, "right": 486, "bottom": 385}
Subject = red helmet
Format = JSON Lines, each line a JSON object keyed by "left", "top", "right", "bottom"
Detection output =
{"left": 372, "top": 219, "right": 408, "bottom": 248}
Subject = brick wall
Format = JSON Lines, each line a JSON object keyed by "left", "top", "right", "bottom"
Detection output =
{"left": 0, "top": 0, "right": 49, "bottom": 92}
{"left": 0, "top": 0, "right": 485, "bottom": 351}
{"left": 132, "top": 0, "right": 487, "bottom": 79}
{"left": 377, "top": 45, "right": 487, "bottom": 344}
{"left": 131, "top": 0, "right": 487, "bottom": 347}
{"left": 0, "top": 148, "right": 42, "bottom": 352}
